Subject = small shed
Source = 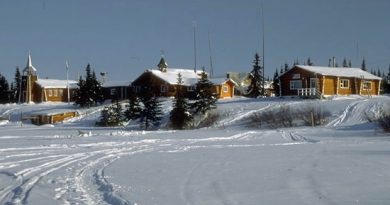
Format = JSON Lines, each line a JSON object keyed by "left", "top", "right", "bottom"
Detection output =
{"left": 279, "top": 65, "right": 382, "bottom": 98}
{"left": 210, "top": 78, "right": 238, "bottom": 98}
{"left": 29, "top": 109, "right": 79, "bottom": 125}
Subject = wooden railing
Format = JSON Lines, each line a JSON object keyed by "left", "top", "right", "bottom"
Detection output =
{"left": 297, "top": 88, "right": 322, "bottom": 99}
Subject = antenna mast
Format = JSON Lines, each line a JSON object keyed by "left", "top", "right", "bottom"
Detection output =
{"left": 261, "top": 1, "right": 265, "bottom": 95}
{"left": 192, "top": 21, "right": 197, "bottom": 73}
{"left": 208, "top": 31, "right": 214, "bottom": 77}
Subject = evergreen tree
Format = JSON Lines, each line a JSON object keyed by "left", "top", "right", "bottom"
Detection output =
{"left": 385, "top": 65, "right": 390, "bottom": 93}
{"left": 124, "top": 91, "right": 142, "bottom": 120}
{"left": 348, "top": 60, "right": 352, "bottom": 68}
{"left": 342, "top": 58, "right": 348, "bottom": 67}
{"left": 73, "top": 64, "right": 104, "bottom": 107}
{"left": 0, "top": 73, "right": 10, "bottom": 103}
{"left": 246, "top": 53, "right": 264, "bottom": 98}
{"left": 377, "top": 68, "right": 381, "bottom": 77}
{"left": 170, "top": 73, "right": 193, "bottom": 129}
{"left": 307, "top": 57, "right": 313, "bottom": 66}
{"left": 97, "top": 101, "right": 123, "bottom": 126}
{"left": 11, "top": 67, "right": 21, "bottom": 103}
{"left": 90, "top": 71, "right": 104, "bottom": 104}
{"left": 273, "top": 69, "right": 280, "bottom": 96}
{"left": 73, "top": 76, "right": 89, "bottom": 107}
{"left": 361, "top": 58, "right": 367, "bottom": 71}
{"left": 293, "top": 59, "right": 299, "bottom": 66}
{"left": 192, "top": 68, "right": 217, "bottom": 114}
{"left": 139, "top": 90, "right": 163, "bottom": 130}
{"left": 284, "top": 63, "right": 289, "bottom": 72}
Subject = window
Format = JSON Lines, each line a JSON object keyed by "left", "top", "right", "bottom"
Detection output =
{"left": 161, "top": 85, "right": 168, "bottom": 93}
{"left": 223, "top": 86, "right": 229, "bottom": 93}
{"left": 290, "top": 80, "right": 302, "bottom": 90}
{"left": 362, "top": 81, "right": 372, "bottom": 90}
{"left": 310, "top": 78, "right": 318, "bottom": 88}
{"left": 292, "top": 74, "right": 301, "bottom": 79}
{"left": 53, "top": 89, "right": 58, "bottom": 97}
{"left": 187, "top": 86, "right": 195, "bottom": 91}
{"left": 340, "top": 79, "right": 349, "bottom": 89}
{"left": 59, "top": 89, "right": 63, "bottom": 97}
{"left": 110, "top": 88, "right": 117, "bottom": 95}
{"left": 48, "top": 89, "right": 53, "bottom": 97}
{"left": 135, "top": 86, "right": 141, "bottom": 93}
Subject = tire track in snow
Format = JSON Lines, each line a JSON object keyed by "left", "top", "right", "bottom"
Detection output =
{"left": 217, "top": 104, "right": 272, "bottom": 126}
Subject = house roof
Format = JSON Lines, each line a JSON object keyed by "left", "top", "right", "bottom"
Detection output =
{"left": 147, "top": 68, "right": 203, "bottom": 86}
{"left": 289, "top": 65, "right": 382, "bottom": 80}
{"left": 36, "top": 79, "right": 78, "bottom": 89}
{"left": 102, "top": 81, "right": 131, "bottom": 88}
{"left": 210, "top": 78, "right": 238, "bottom": 86}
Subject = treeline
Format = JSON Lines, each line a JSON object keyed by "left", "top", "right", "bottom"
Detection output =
{"left": 0, "top": 67, "right": 22, "bottom": 104}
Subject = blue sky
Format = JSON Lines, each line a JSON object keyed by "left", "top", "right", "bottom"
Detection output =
{"left": 0, "top": 0, "right": 389, "bottom": 82}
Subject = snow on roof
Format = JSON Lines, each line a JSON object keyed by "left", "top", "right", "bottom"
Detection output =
{"left": 264, "top": 81, "right": 273, "bottom": 89}
{"left": 210, "top": 78, "right": 238, "bottom": 86}
{"left": 295, "top": 65, "right": 382, "bottom": 80}
{"left": 23, "top": 53, "right": 37, "bottom": 73}
{"left": 102, "top": 81, "right": 131, "bottom": 88}
{"left": 148, "top": 68, "right": 203, "bottom": 86}
{"left": 30, "top": 109, "right": 79, "bottom": 116}
{"left": 36, "top": 79, "right": 78, "bottom": 89}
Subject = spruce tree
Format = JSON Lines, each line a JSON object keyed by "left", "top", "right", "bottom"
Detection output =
{"left": 97, "top": 101, "right": 123, "bottom": 126}
{"left": 284, "top": 63, "right": 289, "bottom": 72}
{"left": 11, "top": 67, "right": 21, "bottom": 103}
{"left": 342, "top": 58, "right": 348, "bottom": 67}
{"left": 124, "top": 91, "right": 142, "bottom": 120}
{"left": 140, "top": 90, "right": 163, "bottom": 130}
{"left": 273, "top": 69, "right": 280, "bottom": 96}
{"left": 246, "top": 53, "right": 264, "bottom": 98}
{"left": 90, "top": 71, "right": 104, "bottom": 104}
{"left": 385, "top": 65, "right": 390, "bottom": 93}
{"left": 73, "top": 64, "right": 104, "bottom": 107}
{"left": 361, "top": 58, "right": 367, "bottom": 71}
{"left": 73, "top": 76, "right": 89, "bottom": 107}
{"left": 348, "top": 60, "right": 352, "bottom": 68}
{"left": 307, "top": 57, "right": 313, "bottom": 66}
{"left": 170, "top": 73, "right": 193, "bottom": 129}
{"left": 0, "top": 74, "right": 10, "bottom": 103}
{"left": 192, "top": 68, "right": 217, "bottom": 114}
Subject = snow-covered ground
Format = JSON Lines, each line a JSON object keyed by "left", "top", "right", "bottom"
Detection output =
{"left": 0, "top": 96, "right": 390, "bottom": 205}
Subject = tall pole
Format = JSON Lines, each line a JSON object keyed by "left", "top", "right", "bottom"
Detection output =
{"left": 192, "top": 21, "right": 197, "bottom": 73}
{"left": 208, "top": 31, "right": 214, "bottom": 77}
{"left": 261, "top": 1, "right": 265, "bottom": 95}
{"left": 66, "top": 60, "right": 70, "bottom": 104}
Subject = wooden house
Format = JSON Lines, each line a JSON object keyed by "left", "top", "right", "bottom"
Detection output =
{"left": 21, "top": 53, "right": 77, "bottom": 103}
{"left": 102, "top": 81, "right": 131, "bottom": 101}
{"left": 132, "top": 57, "right": 237, "bottom": 98}
{"left": 279, "top": 65, "right": 382, "bottom": 98}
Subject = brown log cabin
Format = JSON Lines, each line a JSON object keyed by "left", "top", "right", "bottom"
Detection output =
{"left": 131, "top": 57, "right": 237, "bottom": 98}
{"left": 279, "top": 65, "right": 382, "bottom": 98}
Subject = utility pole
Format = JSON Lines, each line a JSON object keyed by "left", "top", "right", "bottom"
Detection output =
{"left": 66, "top": 60, "right": 70, "bottom": 104}
{"left": 208, "top": 31, "right": 214, "bottom": 77}
{"left": 192, "top": 20, "right": 197, "bottom": 73}
{"left": 261, "top": 1, "right": 265, "bottom": 96}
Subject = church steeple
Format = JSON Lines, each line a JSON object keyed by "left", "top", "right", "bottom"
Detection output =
{"left": 157, "top": 56, "right": 168, "bottom": 72}
{"left": 23, "top": 52, "right": 37, "bottom": 76}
